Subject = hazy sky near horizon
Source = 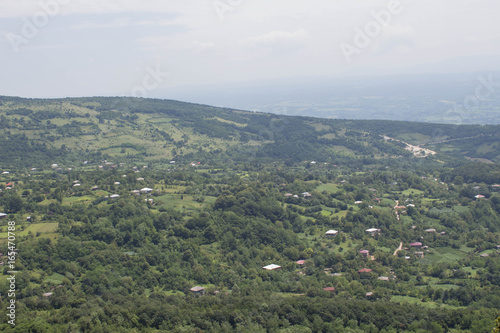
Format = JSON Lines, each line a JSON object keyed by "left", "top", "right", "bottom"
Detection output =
{"left": 1, "top": 0, "right": 500, "bottom": 98}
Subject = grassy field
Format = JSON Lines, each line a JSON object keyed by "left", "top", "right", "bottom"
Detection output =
{"left": 402, "top": 188, "right": 425, "bottom": 196}
{"left": 156, "top": 194, "right": 216, "bottom": 213}
{"left": 0, "top": 222, "right": 59, "bottom": 240}
{"left": 44, "top": 272, "right": 65, "bottom": 285}
{"left": 316, "top": 183, "right": 339, "bottom": 193}
{"left": 422, "top": 247, "right": 469, "bottom": 264}
{"left": 390, "top": 295, "right": 464, "bottom": 309}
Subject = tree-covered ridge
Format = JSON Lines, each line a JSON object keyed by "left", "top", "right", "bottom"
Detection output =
{"left": 1, "top": 96, "right": 500, "bottom": 170}
{"left": 1, "top": 96, "right": 500, "bottom": 331}
{"left": 0, "top": 159, "right": 500, "bottom": 332}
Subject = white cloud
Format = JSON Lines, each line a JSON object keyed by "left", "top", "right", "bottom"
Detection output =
{"left": 246, "top": 29, "right": 308, "bottom": 47}
{"left": 383, "top": 25, "right": 416, "bottom": 38}
{"left": 70, "top": 18, "right": 178, "bottom": 30}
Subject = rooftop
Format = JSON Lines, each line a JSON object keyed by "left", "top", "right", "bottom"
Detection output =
{"left": 263, "top": 264, "right": 281, "bottom": 271}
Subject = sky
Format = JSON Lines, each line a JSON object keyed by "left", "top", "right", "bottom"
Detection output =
{"left": 1, "top": 0, "right": 500, "bottom": 99}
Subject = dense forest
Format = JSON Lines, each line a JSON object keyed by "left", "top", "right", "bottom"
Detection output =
{"left": 0, "top": 96, "right": 500, "bottom": 332}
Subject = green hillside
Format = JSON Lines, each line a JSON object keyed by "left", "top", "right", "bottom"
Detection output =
{"left": 1, "top": 96, "right": 500, "bottom": 171}
{"left": 0, "top": 96, "right": 500, "bottom": 332}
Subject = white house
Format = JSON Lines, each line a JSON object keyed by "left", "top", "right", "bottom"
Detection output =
{"left": 366, "top": 228, "right": 381, "bottom": 236}
{"left": 140, "top": 187, "right": 153, "bottom": 194}
{"left": 263, "top": 264, "right": 281, "bottom": 271}
{"left": 325, "top": 230, "right": 339, "bottom": 238}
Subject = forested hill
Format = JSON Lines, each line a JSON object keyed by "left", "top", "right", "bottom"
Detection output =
{"left": 0, "top": 95, "right": 499, "bottom": 169}
{"left": 2, "top": 95, "right": 500, "bottom": 332}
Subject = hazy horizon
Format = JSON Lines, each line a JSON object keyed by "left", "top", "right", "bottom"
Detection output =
{"left": 1, "top": 1, "right": 500, "bottom": 100}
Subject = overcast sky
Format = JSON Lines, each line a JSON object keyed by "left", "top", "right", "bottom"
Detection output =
{"left": 1, "top": 0, "right": 500, "bottom": 99}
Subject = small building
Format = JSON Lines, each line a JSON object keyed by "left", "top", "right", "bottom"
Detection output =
{"left": 91, "top": 186, "right": 99, "bottom": 191}
{"left": 0, "top": 213, "right": 8, "bottom": 219}
{"left": 358, "top": 268, "right": 373, "bottom": 273}
{"left": 359, "top": 250, "right": 370, "bottom": 257}
{"left": 425, "top": 228, "right": 436, "bottom": 233}
{"left": 295, "top": 260, "right": 306, "bottom": 265}
{"left": 284, "top": 193, "right": 293, "bottom": 197}
{"left": 140, "top": 187, "right": 153, "bottom": 194}
{"left": 325, "top": 230, "right": 338, "bottom": 238}
{"left": 378, "top": 276, "right": 389, "bottom": 281}
{"left": 366, "top": 228, "right": 381, "bottom": 236}
{"left": 109, "top": 194, "right": 120, "bottom": 199}
{"left": 190, "top": 286, "right": 206, "bottom": 295}
{"left": 410, "top": 242, "right": 423, "bottom": 249}
{"left": 354, "top": 201, "right": 363, "bottom": 205}
{"left": 475, "top": 195, "right": 485, "bottom": 199}
{"left": 323, "top": 287, "right": 335, "bottom": 292}
{"left": 366, "top": 292, "right": 374, "bottom": 297}
{"left": 414, "top": 252, "right": 425, "bottom": 258}
{"left": 480, "top": 253, "right": 490, "bottom": 258}
{"left": 263, "top": 264, "right": 281, "bottom": 271}
{"left": 137, "top": 177, "right": 145, "bottom": 181}
{"left": 42, "top": 292, "right": 53, "bottom": 297}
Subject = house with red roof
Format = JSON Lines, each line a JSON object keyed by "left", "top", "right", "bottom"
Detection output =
{"left": 359, "top": 250, "right": 370, "bottom": 257}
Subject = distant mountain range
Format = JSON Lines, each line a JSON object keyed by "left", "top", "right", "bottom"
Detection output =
{"left": 160, "top": 70, "right": 500, "bottom": 125}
